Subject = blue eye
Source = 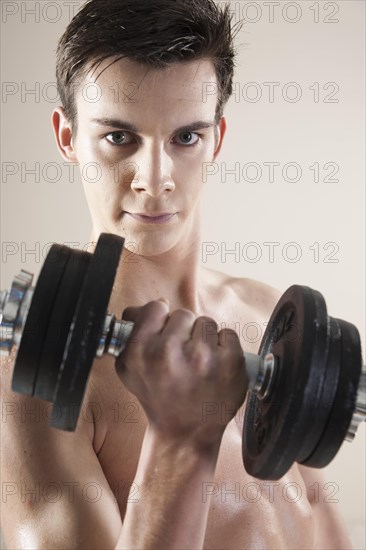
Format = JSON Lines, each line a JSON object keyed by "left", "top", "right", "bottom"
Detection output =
{"left": 176, "top": 131, "right": 199, "bottom": 146}
{"left": 106, "top": 131, "right": 134, "bottom": 145}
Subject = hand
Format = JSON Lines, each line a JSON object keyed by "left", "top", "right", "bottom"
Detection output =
{"left": 115, "top": 300, "right": 248, "bottom": 450}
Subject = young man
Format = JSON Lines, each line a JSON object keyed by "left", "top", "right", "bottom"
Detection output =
{"left": 1, "top": 0, "right": 353, "bottom": 548}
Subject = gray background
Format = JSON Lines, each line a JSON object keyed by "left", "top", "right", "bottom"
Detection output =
{"left": 1, "top": 1, "right": 365, "bottom": 548}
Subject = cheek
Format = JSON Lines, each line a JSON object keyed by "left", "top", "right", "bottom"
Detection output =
{"left": 178, "top": 162, "right": 206, "bottom": 202}
{"left": 78, "top": 144, "right": 138, "bottom": 190}
{"left": 75, "top": 135, "right": 113, "bottom": 176}
{"left": 82, "top": 181, "right": 119, "bottom": 220}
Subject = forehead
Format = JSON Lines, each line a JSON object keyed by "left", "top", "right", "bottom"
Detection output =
{"left": 75, "top": 57, "right": 218, "bottom": 124}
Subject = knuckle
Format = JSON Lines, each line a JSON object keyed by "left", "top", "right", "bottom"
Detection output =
{"left": 161, "top": 334, "right": 181, "bottom": 354}
{"left": 197, "top": 315, "right": 217, "bottom": 328}
{"left": 143, "top": 300, "right": 168, "bottom": 316}
{"left": 129, "top": 301, "right": 168, "bottom": 331}
{"left": 171, "top": 308, "right": 195, "bottom": 320}
{"left": 121, "top": 305, "right": 138, "bottom": 321}
{"left": 219, "top": 328, "right": 239, "bottom": 345}
{"left": 186, "top": 340, "right": 213, "bottom": 371}
{"left": 144, "top": 333, "right": 179, "bottom": 363}
{"left": 195, "top": 316, "right": 218, "bottom": 342}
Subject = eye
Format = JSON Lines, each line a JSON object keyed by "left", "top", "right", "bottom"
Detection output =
{"left": 175, "top": 131, "right": 200, "bottom": 146}
{"left": 105, "top": 131, "right": 135, "bottom": 146}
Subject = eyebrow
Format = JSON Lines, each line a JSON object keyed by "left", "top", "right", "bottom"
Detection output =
{"left": 89, "top": 117, "right": 215, "bottom": 134}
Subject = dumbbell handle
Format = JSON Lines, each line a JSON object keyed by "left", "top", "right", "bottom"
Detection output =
{"left": 96, "top": 314, "right": 277, "bottom": 398}
{"left": 0, "top": 278, "right": 276, "bottom": 399}
{"left": 1, "top": 275, "right": 365, "bottom": 438}
{"left": 94, "top": 314, "right": 366, "bottom": 437}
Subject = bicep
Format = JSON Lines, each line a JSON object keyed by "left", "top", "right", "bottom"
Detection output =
{"left": 297, "top": 465, "right": 353, "bottom": 550}
{"left": 1, "top": 355, "right": 122, "bottom": 550}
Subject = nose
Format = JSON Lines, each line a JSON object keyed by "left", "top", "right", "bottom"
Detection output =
{"left": 131, "top": 144, "right": 175, "bottom": 196}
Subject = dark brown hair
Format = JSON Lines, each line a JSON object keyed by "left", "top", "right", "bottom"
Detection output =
{"left": 56, "top": 0, "right": 243, "bottom": 135}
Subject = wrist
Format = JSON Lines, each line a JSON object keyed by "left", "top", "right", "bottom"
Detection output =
{"left": 145, "top": 422, "right": 222, "bottom": 466}
{"left": 119, "top": 423, "right": 221, "bottom": 550}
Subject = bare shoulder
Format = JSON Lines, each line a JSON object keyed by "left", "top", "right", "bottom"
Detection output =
{"left": 0, "top": 352, "right": 122, "bottom": 549}
{"left": 201, "top": 265, "right": 282, "bottom": 318}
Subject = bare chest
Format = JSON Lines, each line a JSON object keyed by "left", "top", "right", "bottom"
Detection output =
{"left": 90, "top": 289, "right": 315, "bottom": 548}
{"left": 93, "top": 369, "right": 314, "bottom": 550}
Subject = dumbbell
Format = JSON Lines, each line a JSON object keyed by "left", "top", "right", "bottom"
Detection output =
{"left": 1, "top": 233, "right": 365, "bottom": 480}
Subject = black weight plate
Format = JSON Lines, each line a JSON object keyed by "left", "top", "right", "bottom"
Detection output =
{"left": 299, "top": 317, "right": 342, "bottom": 466}
{"left": 242, "top": 285, "right": 328, "bottom": 480}
{"left": 301, "top": 318, "right": 362, "bottom": 468}
{"left": 291, "top": 289, "right": 331, "bottom": 464}
{"left": 51, "top": 233, "right": 124, "bottom": 431}
{"left": 33, "top": 249, "right": 91, "bottom": 401}
{"left": 12, "top": 245, "right": 70, "bottom": 396}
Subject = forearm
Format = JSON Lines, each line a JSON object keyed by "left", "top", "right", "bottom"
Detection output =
{"left": 115, "top": 426, "right": 220, "bottom": 550}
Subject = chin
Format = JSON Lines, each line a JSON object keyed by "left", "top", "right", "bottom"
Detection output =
{"left": 119, "top": 233, "right": 178, "bottom": 258}
{"left": 99, "top": 218, "right": 186, "bottom": 258}
{"left": 126, "top": 241, "right": 177, "bottom": 258}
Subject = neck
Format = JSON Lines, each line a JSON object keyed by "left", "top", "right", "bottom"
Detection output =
{"left": 90, "top": 228, "right": 205, "bottom": 316}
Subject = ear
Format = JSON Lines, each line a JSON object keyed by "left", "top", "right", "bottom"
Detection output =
{"left": 51, "top": 107, "right": 78, "bottom": 162}
{"left": 213, "top": 116, "right": 227, "bottom": 160}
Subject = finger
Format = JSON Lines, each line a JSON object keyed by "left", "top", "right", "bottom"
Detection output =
{"left": 162, "top": 308, "right": 196, "bottom": 342}
{"left": 122, "top": 297, "right": 169, "bottom": 321}
{"left": 218, "top": 328, "right": 241, "bottom": 348}
{"left": 122, "top": 305, "right": 140, "bottom": 322}
{"left": 122, "top": 300, "right": 170, "bottom": 336}
{"left": 191, "top": 316, "right": 218, "bottom": 349}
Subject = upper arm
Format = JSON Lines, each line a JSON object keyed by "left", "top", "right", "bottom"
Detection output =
{"left": 297, "top": 464, "right": 353, "bottom": 550}
{"left": 0, "top": 353, "right": 122, "bottom": 550}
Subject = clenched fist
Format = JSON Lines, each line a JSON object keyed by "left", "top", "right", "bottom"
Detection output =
{"left": 115, "top": 300, "right": 248, "bottom": 450}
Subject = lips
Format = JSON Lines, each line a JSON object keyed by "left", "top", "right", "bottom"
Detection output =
{"left": 125, "top": 212, "right": 177, "bottom": 224}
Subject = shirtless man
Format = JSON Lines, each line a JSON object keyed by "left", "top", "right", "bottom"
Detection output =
{"left": 1, "top": 0, "right": 353, "bottom": 548}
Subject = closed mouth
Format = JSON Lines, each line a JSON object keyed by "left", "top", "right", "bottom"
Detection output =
{"left": 125, "top": 212, "right": 177, "bottom": 224}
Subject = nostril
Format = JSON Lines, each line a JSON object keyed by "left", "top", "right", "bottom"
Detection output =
{"left": 131, "top": 180, "right": 146, "bottom": 192}
{"left": 164, "top": 182, "right": 175, "bottom": 192}
{"left": 131, "top": 181, "right": 175, "bottom": 195}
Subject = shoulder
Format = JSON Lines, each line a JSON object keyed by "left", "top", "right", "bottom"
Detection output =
{"left": 201, "top": 266, "right": 282, "bottom": 318}
{"left": 231, "top": 275, "right": 281, "bottom": 315}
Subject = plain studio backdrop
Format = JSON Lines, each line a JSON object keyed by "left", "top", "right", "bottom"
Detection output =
{"left": 0, "top": 1, "right": 365, "bottom": 548}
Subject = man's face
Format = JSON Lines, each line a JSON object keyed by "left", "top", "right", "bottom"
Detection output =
{"left": 65, "top": 58, "right": 225, "bottom": 256}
